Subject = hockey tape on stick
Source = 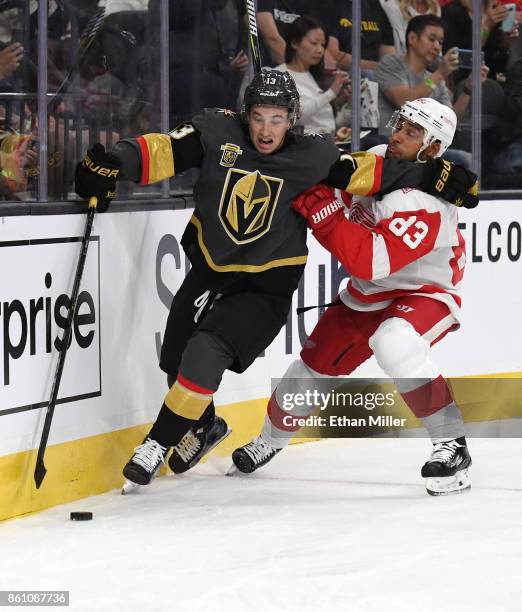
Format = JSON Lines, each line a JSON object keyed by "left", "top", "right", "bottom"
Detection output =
{"left": 246, "top": 0, "right": 262, "bottom": 73}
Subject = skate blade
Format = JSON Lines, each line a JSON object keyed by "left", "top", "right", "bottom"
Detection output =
{"left": 121, "top": 479, "right": 141, "bottom": 495}
{"left": 425, "top": 469, "right": 471, "bottom": 496}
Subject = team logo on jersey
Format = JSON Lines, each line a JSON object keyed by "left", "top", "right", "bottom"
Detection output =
{"left": 349, "top": 199, "right": 376, "bottom": 229}
{"left": 396, "top": 304, "right": 415, "bottom": 313}
{"left": 169, "top": 123, "right": 195, "bottom": 140}
{"left": 219, "top": 168, "right": 283, "bottom": 244}
{"left": 219, "top": 143, "right": 243, "bottom": 168}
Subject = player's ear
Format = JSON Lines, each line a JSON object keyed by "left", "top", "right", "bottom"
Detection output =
{"left": 422, "top": 141, "right": 441, "bottom": 161}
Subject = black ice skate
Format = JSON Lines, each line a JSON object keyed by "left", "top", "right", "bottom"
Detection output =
{"left": 168, "top": 416, "right": 231, "bottom": 474}
{"left": 231, "top": 436, "right": 281, "bottom": 474}
{"left": 122, "top": 437, "right": 169, "bottom": 493}
{"left": 421, "top": 438, "right": 472, "bottom": 496}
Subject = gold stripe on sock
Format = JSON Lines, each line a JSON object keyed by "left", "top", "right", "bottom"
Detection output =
{"left": 164, "top": 381, "right": 211, "bottom": 420}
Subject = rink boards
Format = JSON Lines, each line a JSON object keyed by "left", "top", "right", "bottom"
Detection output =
{"left": 0, "top": 201, "right": 521, "bottom": 520}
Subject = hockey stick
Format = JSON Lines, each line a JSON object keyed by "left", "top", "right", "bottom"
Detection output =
{"left": 34, "top": 196, "right": 98, "bottom": 489}
{"left": 246, "top": 0, "right": 262, "bottom": 73}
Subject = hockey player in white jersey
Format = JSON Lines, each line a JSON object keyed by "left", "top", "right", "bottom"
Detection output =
{"left": 232, "top": 98, "right": 472, "bottom": 496}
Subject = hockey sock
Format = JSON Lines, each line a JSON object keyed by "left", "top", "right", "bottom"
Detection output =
{"left": 196, "top": 401, "right": 216, "bottom": 429}
{"left": 148, "top": 378, "right": 214, "bottom": 447}
{"left": 399, "top": 375, "right": 466, "bottom": 441}
{"left": 260, "top": 359, "right": 334, "bottom": 448}
{"left": 261, "top": 392, "right": 304, "bottom": 449}
{"left": 148, "top": 403, "right": 199, "bottom": 448}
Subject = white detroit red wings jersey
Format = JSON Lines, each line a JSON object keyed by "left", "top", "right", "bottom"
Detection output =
{"left": 314, "top": 147, "right": 466, "bottom": 321}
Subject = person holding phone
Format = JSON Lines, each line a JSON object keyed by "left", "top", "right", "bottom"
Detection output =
{"left": 499, "top": 3, "right": 518, "bottom": 33}
{"left": 441, "top": 1, "right": 519, "bottom": 82}
{"left": 374, "top": 14, "right": 487, "bottom": 168}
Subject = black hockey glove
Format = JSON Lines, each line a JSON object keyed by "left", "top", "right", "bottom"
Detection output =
{"left": 74, "top": 143, "right": 121, "bottom": 212}
{"left": 422, "top": 158, "right": 479, "bottom": 209}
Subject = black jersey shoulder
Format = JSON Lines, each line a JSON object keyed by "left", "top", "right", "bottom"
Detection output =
{"left": 193, "top": 108, "right": 245, "bottom": 141}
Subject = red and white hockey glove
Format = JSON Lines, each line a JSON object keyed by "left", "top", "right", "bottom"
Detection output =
{"left": 292, "top": 184, "right": 350, "bottom": 236}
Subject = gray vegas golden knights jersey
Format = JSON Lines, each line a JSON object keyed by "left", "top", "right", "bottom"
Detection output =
{"left": 183, "top": 109, "right": 340, "bottom": 273}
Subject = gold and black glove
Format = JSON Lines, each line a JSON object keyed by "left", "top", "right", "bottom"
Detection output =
{"left": 422, "top": 158, "right": 479, "bottom": 209}
{"left": 74, "top": 143, "right": 121, "bottom": 212}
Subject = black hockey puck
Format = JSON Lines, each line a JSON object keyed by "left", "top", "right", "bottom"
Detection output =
{"left": 70, "top": 511, "right": 93, "bottom": 521}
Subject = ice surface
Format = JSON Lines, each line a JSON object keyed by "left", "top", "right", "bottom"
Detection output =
{"left": 1, "top": 438, "right": 521, "bottom": 612}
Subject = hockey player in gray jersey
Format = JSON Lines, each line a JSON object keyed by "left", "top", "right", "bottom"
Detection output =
{"left": 74, "top": 70, "right": 479, "bottom": 492}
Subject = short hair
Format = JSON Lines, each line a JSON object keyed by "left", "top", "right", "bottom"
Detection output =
{"left": 405, "top": 15, "right": 444, "bottom": 51}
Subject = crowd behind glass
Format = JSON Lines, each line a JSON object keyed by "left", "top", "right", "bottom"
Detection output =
{"left": 0, "top": 0, "right": 521, "bottom": 203}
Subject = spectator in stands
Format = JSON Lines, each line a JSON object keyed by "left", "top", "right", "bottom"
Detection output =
{"left": 485, "top": 57, "right": 522, "bottom": 185}
{"left": 0, "top": 42, "right": 24, "bottom": 88}
{"left": 379, "top": 0, "right": 441, "bottom": 54}
{"left": 0, "top": 133, "right": 38, "bottom": 199}
{"left": 97, "top": 0, "right": 150, "bottom": 130}
{"left": 148, "top": 0, "right": 248, "bottom": 127}
{"left": 374, "top": 14, "right": 489, "bottom": 166}
{"left": 375, "top": 16, "right": 488, "bottom": 130}
{"left": 327, "top": 0, "right": 396, "bottom": 73}
{"left": 256, "top": 0, "right": 341, "bottom": 66}
{"left": 276, "top": 16, "right": 350, "bottom": 134}
{"left": 442, "top": 0, "right": 519, "bottom": 83}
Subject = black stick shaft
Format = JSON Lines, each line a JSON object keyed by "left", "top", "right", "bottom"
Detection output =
{"left": 246, "top": 0, "right": 262, "bottom": 74}
{"left": 34, "top": 197, "right": 98, "bottom": 488}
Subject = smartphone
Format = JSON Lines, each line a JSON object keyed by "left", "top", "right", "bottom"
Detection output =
{"left": 10, "top": 25, "right": 23, "bottom": 44}
{"left": 457, "top": 48, "right": 484, "bottom": 70}
{"left": 501, "top": 3, "right": 517, "bottom": 33}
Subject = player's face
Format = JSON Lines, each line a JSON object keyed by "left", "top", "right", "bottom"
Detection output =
{"left": 291, "top": 28, "right": 326, "bottom": 68}
{"left": 248, "top": 105, "right": 291, "bottom": 154}
{"left": 386, "top": 118, "right": 425, "bottom": 161}
{"left": 409, "top": 26, "right": 444, "bottom": 65}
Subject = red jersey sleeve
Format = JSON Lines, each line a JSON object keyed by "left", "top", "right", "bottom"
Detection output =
{"left": 316, "top": 209, "right": 442, "bottom": 280}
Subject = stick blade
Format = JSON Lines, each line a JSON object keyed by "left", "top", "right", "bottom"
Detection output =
{"left": 34, "top": 461, "right": 47, "bottom": 489}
